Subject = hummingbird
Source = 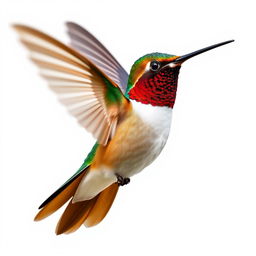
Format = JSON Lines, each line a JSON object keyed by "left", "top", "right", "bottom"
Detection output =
{"left": 13, "top": 22, "right": 234, "bottom": 235}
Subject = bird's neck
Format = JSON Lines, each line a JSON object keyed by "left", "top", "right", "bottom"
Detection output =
{"left": 128, "top": 66, "right": 181, "bottom": 108}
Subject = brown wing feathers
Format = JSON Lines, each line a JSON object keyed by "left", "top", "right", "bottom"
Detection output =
{"left": 13, "top": 24, "right": 124, "bottom": 145}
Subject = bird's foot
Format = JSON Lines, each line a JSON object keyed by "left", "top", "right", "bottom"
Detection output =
{"left": 115, "top": 173, "right": 130, "bottom": 186}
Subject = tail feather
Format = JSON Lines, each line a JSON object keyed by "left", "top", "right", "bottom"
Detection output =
{"left": 34, "top": 165, "right": 119, "bottom": 234}
{"left": 55, "top": 183, "right": 119, "bottom": 234}
{"left": 55, "top": 196, "right": 98, "bottom": 235}
{"left": 84, "top": 183, "right": 119, "bottom": 227}
{"left": 34, "top": 168, "right": 87, "bottom": 221}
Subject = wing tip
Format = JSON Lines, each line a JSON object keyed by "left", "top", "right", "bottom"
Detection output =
{"left": 12, "top": 23, "right": 33, "bottom": 33}
{"left": 65, "top": 21, "right": 80, "bottom": 29}
{"left": 12, "top": 23, "right": 25, "bottom": 33}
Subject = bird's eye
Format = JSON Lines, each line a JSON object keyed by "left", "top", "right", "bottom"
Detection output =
{"left": 150, "top": 60, "right": 160, "bottom": 71}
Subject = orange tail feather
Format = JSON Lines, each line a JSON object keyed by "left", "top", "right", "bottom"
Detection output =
{"left": 84, "top": 182, "right": 119, "bottom": 227}
{"left": 56, "top": 183, "right": 119, "bottom": 235}
{"left": 55, "top": 196, "right": 99, "bottom": 235}
{"left": 34, "top": 165, "right": 119, "bottom": 234}
{"left": 34, "top": 169, "right": 86, "bottom": 221}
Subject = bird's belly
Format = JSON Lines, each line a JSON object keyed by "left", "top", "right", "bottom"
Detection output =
{"left": 115, "top": 129, "right": 168, "bottom": 177}
{"left": 103, "top": 102, "right": 172, "bottom": 178}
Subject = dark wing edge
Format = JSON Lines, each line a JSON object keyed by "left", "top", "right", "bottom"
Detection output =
{"left": 66, "top": 22, "right": 129, "bottom": 95}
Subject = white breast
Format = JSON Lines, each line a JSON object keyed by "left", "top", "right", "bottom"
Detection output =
{"left": 117, "top": 101, "right": 173, "bottom": 177}
{"left": 132, "top": 101, "right": 173, "bottom": 139}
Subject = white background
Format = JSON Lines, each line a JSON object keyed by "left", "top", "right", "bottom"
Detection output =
{"left": 0, "top": 0, "right": 256, "bottom": 255}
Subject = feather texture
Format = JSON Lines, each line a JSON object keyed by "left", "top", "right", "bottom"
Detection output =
{"left": 14, "top": 24, "right": 127, "bottom": 145}
{"left": 66, "top": 22, "right": 128, "bottom": 94}
{"left": 55, "top": 183, "right": 118, "bottom": 235}
{"left": 56, "top": 196, "right": 98, "bottom": 235}
{"left": 84, "top": 182, "right": 119, "bottom": 227}
{"left": 34, "top": 169, "right": 87, "bottom": 221}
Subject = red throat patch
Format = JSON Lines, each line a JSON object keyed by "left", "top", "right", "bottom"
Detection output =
{"left": 128, "top": 66, "right": 181, "bottom": 108}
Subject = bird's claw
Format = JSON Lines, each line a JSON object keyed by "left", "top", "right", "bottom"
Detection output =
{"left": 115, "top": 174, "right": 130, "bottom": 186}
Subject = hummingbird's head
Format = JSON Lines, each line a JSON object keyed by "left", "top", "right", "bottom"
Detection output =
{"left": 126, "top": 53, "right": 181, "bottom": 108}
{"left": 126, "top": 40, "right": 234, "bottom": 108}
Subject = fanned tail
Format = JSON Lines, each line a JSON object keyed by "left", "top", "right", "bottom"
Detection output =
{"left": 34, "top": 166, "right": 119, "bottom": 235}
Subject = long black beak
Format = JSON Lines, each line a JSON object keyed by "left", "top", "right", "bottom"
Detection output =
{"left": 174, "top": 40, "right": 234, "bottom": 64}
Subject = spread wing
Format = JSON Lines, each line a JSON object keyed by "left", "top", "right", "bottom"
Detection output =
{"left": 14, "top": 24, "right": 128, "bottom": 145}
{"left": 66, "top": 22, "right": 128, "bottom": 94}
